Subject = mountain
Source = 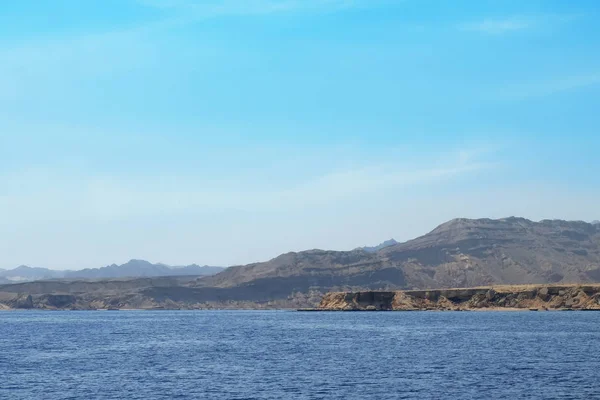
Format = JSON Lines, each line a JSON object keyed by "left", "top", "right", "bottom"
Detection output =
{"left": 2, "top": 217, "right": 600, "bottom": 309}
{"left": 195, "top": 217, "right": 600, "bottom": 300}
{"left": 64, "top": 260, "right": 224, "bottom": 279}
{"left": 376, "top": 217, "right": 600, "bottom": 288}
{"left": 0, "top": 260, "right": 224, "bottom": 282}
{"left": 592, "top": 220, "right": 600, "bottom": 225}
{"left": 357, "top": 239, "right": 399, "bottom": 253}
{"left": 0, "top": 266, "right": 64, "bottom": 282}
{"left": 170, "top": 264, "right": 224, "bottom": 276}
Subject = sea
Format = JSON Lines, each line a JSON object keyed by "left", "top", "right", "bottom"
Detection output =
{"left": 1, "top": 310, "right": 599, "bottom": 399}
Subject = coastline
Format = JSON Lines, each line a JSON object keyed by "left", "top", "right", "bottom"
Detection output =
{"left": 2, "top": 284, "right": 600, "bottom": 311}
{"left": 316, "top": 284, "right": 600, "bottom": 312}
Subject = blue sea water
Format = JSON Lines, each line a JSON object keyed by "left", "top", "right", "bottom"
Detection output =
{"left": 1, "top": 311, "right": 599, "bottom": 399}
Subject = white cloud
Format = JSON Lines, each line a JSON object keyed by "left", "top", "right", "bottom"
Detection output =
{"left": 0, "top": 148, "right": 491, "bottom": 222}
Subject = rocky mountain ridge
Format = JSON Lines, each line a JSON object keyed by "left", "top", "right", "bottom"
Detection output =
{"left": 197, "top": 217, "right": 600, "bottom": 294}
{"left": 1, "top": 217, "right": 600, "bottom": 309}
{"left": 356, "top": 239, "right": 399, "bottom": 253}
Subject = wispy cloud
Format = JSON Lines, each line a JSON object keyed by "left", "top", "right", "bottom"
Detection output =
{"left": 459, "top": 14, "right": 579, "bottom": 35}
{"left": 0, "top": 148, "right": 493, "bottom": 222}
{"left": 460, "top": 16, "right": 532, "bottom": 34}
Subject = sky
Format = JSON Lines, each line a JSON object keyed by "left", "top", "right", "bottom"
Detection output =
{"left": 1, "top": 0, "right": 599, "bottom": 270}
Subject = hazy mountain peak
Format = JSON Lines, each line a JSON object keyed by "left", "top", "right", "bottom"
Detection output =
{"left": 357, "top": 238, "right": 399, "bottom": 253}
{"left": 500, "top": 216, "right": 532, "bottom": 222}
{"left": 435, "top": 217, "right": 533, "bottom": 231}
{"left": 13, "top": 265, "right": 55, "bottom": 273}
{"left": 124, "top": 259, "right": 153, "bottom": 266}
{"left": 593, "top": 220, "right": 600, "bottom": 225}
{"left": 0, "top": 260, "right": 224, "bottom": 283}
{"left": 430, "top": 217, "right": 600, "bottom": 236}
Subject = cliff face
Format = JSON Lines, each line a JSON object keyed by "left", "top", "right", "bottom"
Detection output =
{"left": 318, "top": 285, "right": 600, "bottom": 311}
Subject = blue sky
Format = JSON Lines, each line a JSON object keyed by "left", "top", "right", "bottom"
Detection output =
{"left": 1, "top": 0, "right": 599, "bottom": 269}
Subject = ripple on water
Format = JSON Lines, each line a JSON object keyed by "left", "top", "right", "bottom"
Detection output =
{"left": 1, "top": 310, "right": 600, "bottom": 399}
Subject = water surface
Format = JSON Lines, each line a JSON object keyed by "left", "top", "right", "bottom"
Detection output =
{"left": 1, "top": 310, "right": 599, "bottom": 399}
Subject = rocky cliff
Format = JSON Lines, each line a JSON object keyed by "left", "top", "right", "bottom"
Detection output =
{"left": 318, "top": 285, "right": 600, "bottom": 311}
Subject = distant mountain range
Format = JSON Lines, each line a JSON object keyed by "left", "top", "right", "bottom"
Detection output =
{"left": 0, "top": 260, "right": 224, "bottom": 284}
{"left": 356, "top": 239, "right": 399, "bottom": 253}
{"left": 2, "top": 217, "right": 600, "bottom": 309}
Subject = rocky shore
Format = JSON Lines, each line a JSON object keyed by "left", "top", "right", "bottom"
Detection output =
{"left": 3, "top": 282, "right": 600, "bottom": 311}
{"left": 317, "top": 284, "right": 600, "bottom": 311}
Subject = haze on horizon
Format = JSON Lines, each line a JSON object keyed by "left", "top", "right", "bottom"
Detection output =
{"left": 1, "top": 0, "right": 599, "bottom": 270}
